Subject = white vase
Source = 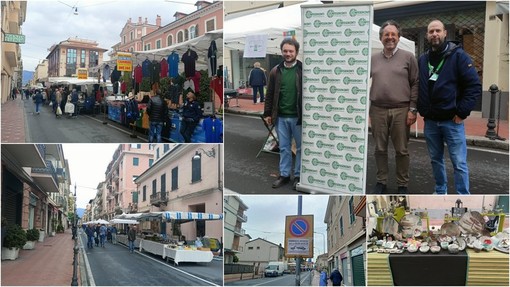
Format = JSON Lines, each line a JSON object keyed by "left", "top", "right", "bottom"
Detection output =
{"left": 38, "top": 231, "right": 45, "bottom": 242}
{"left": 1, "top": 247, "right": 19, "bottom": 260}
{"left": 23, "top": 240, "right": 36, "bottom": 250}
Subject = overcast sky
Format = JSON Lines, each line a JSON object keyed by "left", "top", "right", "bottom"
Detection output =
{"left": 22, "top": 0, "right": 198, "bottom": 71}
{"left": 236, "top": 195, "right": 331, "bottom": 259}
{"left": 62, "top": 144, "right": 118, "bottom": 209}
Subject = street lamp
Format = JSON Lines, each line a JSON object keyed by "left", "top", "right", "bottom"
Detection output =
{"left": 71, "top": 183, "right": 79, "bottom": 286}
{"left": 192, "top": 147, "right": 216, "bottom": 159}
{"left": 314, "top": 231, "right": 326, "bottom": 256}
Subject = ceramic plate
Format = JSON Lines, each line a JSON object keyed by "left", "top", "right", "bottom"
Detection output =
{"left": 458, "top": 211, "right": 485, "bottom": 235}
{"left": 440, "top": 222, "right": 461, "bottom": 237}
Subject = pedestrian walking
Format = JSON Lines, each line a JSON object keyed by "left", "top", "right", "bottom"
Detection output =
{"left": 111, "top": 226, "right": 117, "bottom": 245}
{"left": 95, "top": 224, "right": 100, "bottom": 247}
{"left": 99, "top": 224, "right": 107, "bottom": 247}
{"left": 329, "top": 268, "right": 343, "bottom": 286}
{"left": 128, "top": 225, "right": 137, "bottom": 253}
{"left": 417, "top": 19, "right": 481, "bottom": 194}
{"left": 147, "top": 90, "right": 168, "bottom": 143}
{"left": 263, "top": 38, "right": 303, "bottom": 190}
{"left": 369, "top": 20, "right": 419, "bottom": 194}
{"left": 85, "top": 224, "right": 95, "bottom": 249}
{"left": 33, "top": 90, "right": 43, "bottom": 114}
{"left": 248, "top": 62, "right": 267, "bottom": 104}
{"left": 319, "top": 268, "right": 328, "bottom": 286}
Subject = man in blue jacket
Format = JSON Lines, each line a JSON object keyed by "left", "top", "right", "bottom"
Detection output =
{"left": 417, "top": 20, "right": 481, "bottom": 194}
{"left": 248, "top": 62, "right": 267, "bottom": 104}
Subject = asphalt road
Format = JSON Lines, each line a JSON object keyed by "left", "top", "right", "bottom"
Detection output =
{"left": 24, "top": 100, "right": 146, "bottom": 143}
{"left": 79, "top": 232, "right": 222, "bottom": 286}
{"left": 225, "top": 273, "right": 312, "bottom": 286}
{"left": 224, "top": 113, "right": 509, "bottom": 195}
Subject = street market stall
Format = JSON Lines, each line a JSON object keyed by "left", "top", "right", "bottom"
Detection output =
{"left": 99, "top": 30, "right": 224, "bottom": 143}
{"left": 124, "top": 211, "right": 222, "bottom": 264}
{"left": 366, "top": 198, "right": 509, "bottom": 286}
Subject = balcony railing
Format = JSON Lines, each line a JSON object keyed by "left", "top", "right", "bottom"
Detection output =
{"left": 31, "top": 160, "right": 58, "bottom": 184}
{"left": 150, "top": 191, "right": 168, "bottom": 207}
{"left": 236, "top": 213, "right": 248, "bottom": 222}
{"left": 234, "top": 226, "right": 245, "bottom": 236}
{"left": 35, "top": 144, "right": 46, "bottom": 158}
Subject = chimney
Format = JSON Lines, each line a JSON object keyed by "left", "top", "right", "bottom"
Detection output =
{"left": 156, "top": 15, "right": 161, "bottom": 27}
{"left": 138, "top": 16, "right": 142, "bottom": 24}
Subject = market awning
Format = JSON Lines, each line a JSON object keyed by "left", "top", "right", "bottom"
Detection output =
{"left": 114, "top": 213, "right": 146, "bottom": 220}
{"left": 138, "top": 211, "right": 223, "bottom": 223}
{"left": 109, "top": 218, "right": 138, "bottom": 225}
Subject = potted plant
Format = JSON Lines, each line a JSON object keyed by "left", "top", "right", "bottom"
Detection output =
{"left": 38, "top": 228, "right": 45, "bottom": 242}
{"left": 2, "top": 224, "right": 27, "bottom": 260}
{"left": 56, "top": 224, "right": 64, "bottom": 233}
{"left": 1, "top": 217, "right": 7, "bottom": 248}
{"left": 23, "top": 228, "right": 40, "bottom": 250}
{"left": 50, "top": 218, "right": 57, "bottom": 237}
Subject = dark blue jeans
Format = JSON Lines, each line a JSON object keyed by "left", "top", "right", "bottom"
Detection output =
{"left": 149, "top": 122, "right": 164, "bottom": 143}
{"left": 252, "top": 85, "right": 264, "bottom": 103}
{"left": 180, "top": 118, "right": 197, "bottom": 143}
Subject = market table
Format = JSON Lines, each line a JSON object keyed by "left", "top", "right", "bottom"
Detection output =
{"left": 367, "top": 249, "right": 509, "bottom": 286}
{"left": 116, "top": 234, "right": 140, "bottom": 248}
{"left": 139, "top": 239, "right": 166, "bottom": 257}
{"left": 163, "top": 247, "right": 214, "bottom": 265}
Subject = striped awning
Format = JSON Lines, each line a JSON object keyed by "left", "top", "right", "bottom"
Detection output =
{"left": 138, "top": 211, "right": 223, "bottom": 223}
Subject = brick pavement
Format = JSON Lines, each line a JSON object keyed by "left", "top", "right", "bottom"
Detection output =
{"left": 225, "top": 97, "right": 509, "bottom": 149}
{"left": 1, "top": 98, "right": 27, "bottom": 143}
{"left": 1, "top": 229, "right": 81, "bottom": 286}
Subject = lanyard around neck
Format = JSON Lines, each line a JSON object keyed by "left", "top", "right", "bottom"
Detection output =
{"left": 428, "top": 57, "right": 445, "bottom": 76}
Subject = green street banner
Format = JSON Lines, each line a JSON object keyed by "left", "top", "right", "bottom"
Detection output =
{"left": 298, "top": 3, "right": 372, "bottom": 194}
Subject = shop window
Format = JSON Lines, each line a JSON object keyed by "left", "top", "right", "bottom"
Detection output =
{"left": 164, "top": 144, "right": 170, "bottom": 153}
{"left": 248, "top": 247, "right": 253, "bottom": 250}
{"left": 156, "top": 148, "right": 160, "bottom": 160}
{"left": 133, "top": 157, "right": 139, "bottom": 166}
{"left": 191, "top": 156, "right": 201, "bottom": 183}
{"left": 152, "top": 179, "right": 157, "bottom": 195}
{"left": 190, "top": 25, "right": 198, "bottom": 39}
{"left": 349, "top": 197, "right": 355, "bottom": 224}
{"left": 161, "top": 174, "right": 166, "bottom": 196}
{"left": 205, "top": 18, "right": 215, "bottom": 32}
{"left": 171, "top": 167, "right": 178, "bottom": 191}
{"left": 339, "top": 216, "right": 344, "bottom": 237}
{"left": 184, "top": 29, "right": 189, "bottom": 41}
{"left": 156, "top": 39, "right": 161, "bottom": 49}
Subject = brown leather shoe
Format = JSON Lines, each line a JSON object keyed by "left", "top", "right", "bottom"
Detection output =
{"left": 272, "top": 176, "right": 290, "bottom": 188}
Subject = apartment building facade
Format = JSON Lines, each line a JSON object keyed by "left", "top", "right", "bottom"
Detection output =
{"left": 223, "top": 195, "right": 248, "bottom": 264}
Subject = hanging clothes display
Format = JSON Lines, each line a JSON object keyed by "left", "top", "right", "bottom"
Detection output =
{"left": 191, "top": 71, "right": 201, "bottom": 94}
{"left": 121, "top": 80, "right": 127, "bottom": 94}
{"left": 168, "top": 82, "right": 180, "bottom": 107}
{"left": 134, "top": 64, "right": 143, "bottom": 84}
{"left": 111, "top": 66, "right": 121, "bottom": 83}
{"left": 103, "top": 64, "right": 111, "bottom": 83}
{"left": 168, "top": 51, "right": 180, "bottom": 78}
{"left": 181, "top": 48, "right": 198, "bottom": 78}
{"left": 150, "top": 60, "right": 161, "bottom": 84}
{"left": 142, "top": 58, "right": 151, "bottom": 78}
{"left": 207, "top": 40, "right": 217, "bottom": 77}
{"left": 183, "top": 79, "right": 195, "bottom": 92}
{"left": 160, "top": 58, "right": 169, "bottom": 78}
{"left": 210, "top": 76, "right": 223, "bottom": 103}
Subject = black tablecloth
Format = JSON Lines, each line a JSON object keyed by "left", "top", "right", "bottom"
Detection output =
{"left": 389, "top": 249, "right": 468, "bottom": 286}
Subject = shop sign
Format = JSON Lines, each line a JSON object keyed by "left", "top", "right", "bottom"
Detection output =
{"left": 3, "top": 33, "right": 25, "bottom": 44}
{"left": 77, "top": 68, "right": 88, "bottom": 79}
{"left": 117, "top": 52, "right": 133, "bottom": 71}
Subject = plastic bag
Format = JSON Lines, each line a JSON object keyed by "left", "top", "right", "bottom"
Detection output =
{"left": 56, "top": 106, "right": 63, "bottom": 116}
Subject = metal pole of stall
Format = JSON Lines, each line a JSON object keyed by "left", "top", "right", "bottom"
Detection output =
{"left": 71, "top": 183, "right": 79, "bottom": 286}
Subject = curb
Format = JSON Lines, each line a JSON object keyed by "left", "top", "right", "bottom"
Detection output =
{"left": 224, "top": 109, "right": 509, "bottom": 151}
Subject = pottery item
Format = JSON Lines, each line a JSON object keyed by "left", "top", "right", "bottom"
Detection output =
{"left": 458, "top": 211, "right": 485, "bottom": 235}
{"left": 430, "top": 246, "right": 441, "bottom": 253}
{"left": 440, "top": 222, "right": 461, "bottom": 237}
{"left": 419, "top": 245, "right": 430, "bottom": 253}
{"left": 407, "top": 245, "right": 418, "bottom": 253}
{"left": 473, "top": 240, "right": 483, "bottom": 253}
{"left": 440, "top": 241, "right": 449, "bottom": 250}
{"left": 448, "top": 243, "right": 459, "bottom": 254}
{"left": 456, "top": 237, "right": 467, "bottom": 251}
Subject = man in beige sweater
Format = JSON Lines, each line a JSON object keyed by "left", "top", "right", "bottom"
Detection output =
{"left": 369, "top": 20, "right": 419, "bottom": 194}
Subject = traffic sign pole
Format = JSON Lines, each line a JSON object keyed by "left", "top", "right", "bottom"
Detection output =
{"left": 295, "top": 196, "right": 302, "bottom": 286}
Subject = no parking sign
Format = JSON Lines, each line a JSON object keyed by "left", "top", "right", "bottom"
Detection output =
{"left": 285, "top": 215, "right": 314, "bottom": 258}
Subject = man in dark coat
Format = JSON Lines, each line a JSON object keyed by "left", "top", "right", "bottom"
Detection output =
{"left": 147, "top": 90, "right": 168, "bottom": 143}
{"left": 248, "top": 62, "right": 267, "bottom": 104}
{"left": 329, "top": 268, "right": 343, "bottom": 286}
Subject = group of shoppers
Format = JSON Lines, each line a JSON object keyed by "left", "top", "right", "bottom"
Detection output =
{"left": 263, "top": 19, "right": 481, "bottom": 194}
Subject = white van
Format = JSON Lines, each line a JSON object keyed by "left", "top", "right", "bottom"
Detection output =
{"left": 265, "top": 261, "right": 285, "bottom": 277}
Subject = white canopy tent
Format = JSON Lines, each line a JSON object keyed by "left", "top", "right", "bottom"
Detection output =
{"left": 47, "top": 77, "right": 100, "bottom": 85}
{"left": 109, "top": 218, "right": 138, "bottom": 225}
{"left": 224, "top": 3, "right": 415, "bottom": 56}
{"left": 117, "top": 211, "right": 223, "bottom": 224}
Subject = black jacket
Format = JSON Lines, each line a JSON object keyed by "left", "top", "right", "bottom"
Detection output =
{"left": 147, "top": 95, "right": 168, "bottom": 122}
{"left": 248, "top": 67, "right": 267, "bottom": 87}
